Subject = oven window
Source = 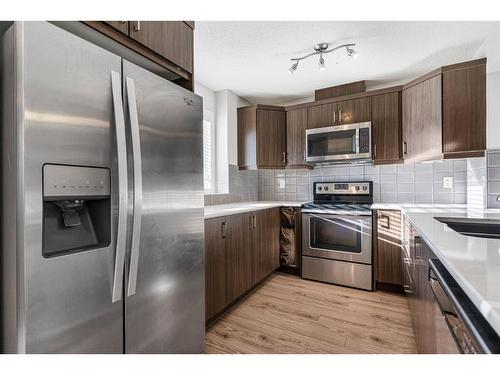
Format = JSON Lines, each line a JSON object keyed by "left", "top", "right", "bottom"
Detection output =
{"left": 310, "top": 216, "right": 362, "bottom": 253}
{"left": 307, "top": 129, "right": 356, "bottom": 157}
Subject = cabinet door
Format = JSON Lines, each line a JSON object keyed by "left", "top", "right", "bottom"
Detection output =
{"left": 104, "top": 21, "right": 129, "bottom": 35}
{"left": 286, "top": 108, "right": 309, "bottom": 167}
{"left": 226, "top": 213, "right": 254, "bottom": 302}
{"left": 237, "top": 107, "right": 257, "bottom": 168}
{"left": 204, "top": 217, "right": 227, "bottom": 321}
{"left": 129, "top": 21, "right": 193, "bottom": 73}
{"left": 161, "top": 22, "right": 193, "bottom": 73}
{"left": 307, "top": 103, "right": 337, "bottom": 128}
{"left": 402, "top": 76, "right": 442, "bottom": 163}
{"left": 253, "top": 209, "right": 280, "bottom": 284}
{"left": 129, "top": 21, "right": 163, "bottom": 56}
{"left": 414, "top": 237, "right": 436, "bottom": 354}
{"left": 376, "top": 210, "right": 403, "bottom": 285}
{"left": 256, "top": 109, "right": 286, "bottom": 168}
{"left": 442, "top": 64, "right": 486, "bottom": 155}
{"left": 371, "top": 92, "right": 402, "bottom": 164}
{"left": 337, "top": 97, "right": 371, "bottom": 125}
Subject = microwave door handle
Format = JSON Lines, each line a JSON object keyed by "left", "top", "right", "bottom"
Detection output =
{"left": 355, "top": 128, "right": 360, "bottom": 154}
{"left": 110, "top": 70, "right": 128, "bottom": 303}
{"left": 125, "top": 77, "right": 143, "bottom": 297}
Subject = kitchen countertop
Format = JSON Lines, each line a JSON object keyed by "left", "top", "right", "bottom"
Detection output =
{"left": 205, "top": 200, "right": 500, "bottom": 336}
{"left": 204, "top": 201, "right": 307, "bottom": 219}
{"left": 380, "top": 204, "right": 500, "bottom": 337}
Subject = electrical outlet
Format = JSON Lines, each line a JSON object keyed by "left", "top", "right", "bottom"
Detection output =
{"left": 278, "top": 179, "right": 285, "bottom": 188}
{"left": 443, "top": 176, "right": 453, "bottom": 189}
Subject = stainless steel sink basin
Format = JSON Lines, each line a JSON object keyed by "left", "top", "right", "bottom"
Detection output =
{"left": 434, "top": 217, "right": 500, "bottom": 239}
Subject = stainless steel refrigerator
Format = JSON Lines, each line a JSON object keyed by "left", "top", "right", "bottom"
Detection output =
{"left": 0, "top": 22, "right": 205, "bottom": 353}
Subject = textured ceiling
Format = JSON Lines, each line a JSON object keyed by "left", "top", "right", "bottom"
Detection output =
{"left": 194, "top": 21, "right": 500, "bottom": 105}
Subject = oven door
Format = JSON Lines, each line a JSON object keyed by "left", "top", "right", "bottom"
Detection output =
{"left": 305, "top": 122, "right": 371, "bottom": 163}
{"left": 302, "top": 213, "right": 372, "bottom": 264}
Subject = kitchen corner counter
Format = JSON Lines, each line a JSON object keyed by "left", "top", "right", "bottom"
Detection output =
{"left": 376, "top": 203, "right": 500, "bottom": 337}
{"left": 204, "top": 201, "right": 306, "bottom": 219}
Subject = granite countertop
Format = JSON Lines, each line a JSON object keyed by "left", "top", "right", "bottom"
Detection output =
{"left": 204, "top": 201, "right": 307, "bottom": 219}
{"left": 385, "top": 204, "right": 500, "bottom": 337}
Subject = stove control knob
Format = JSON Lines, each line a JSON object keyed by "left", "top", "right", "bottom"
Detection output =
{"left": 317, "top": 186, "right": 322, "bottom": 191}
{"left": 362, "top": 186, "right": 367, "bottom": 191}
{"left": 324, "top": 186, "right": 329, "bottom": 191}
{"left": 355, "top": 186, "right": 360, "bottom": 191}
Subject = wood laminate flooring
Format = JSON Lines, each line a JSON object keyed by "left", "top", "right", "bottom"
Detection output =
{"left": 205, "top": 273, "right": 417, "bottom": 354}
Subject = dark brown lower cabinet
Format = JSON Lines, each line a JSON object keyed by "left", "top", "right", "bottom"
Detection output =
{"left": 226, "top": 213, "right": 253, "bottom": 303}
{"left": 375, "top": 210, "right": 403, "bottom": 289}
{"left": 401, "top": 217, "right": 460, "bottom": 353}
{"left": 205, "top": 208, "right": 280, "bottom": 322}
{"left": 204, "top": 217, "right": 227, "bottom": 320}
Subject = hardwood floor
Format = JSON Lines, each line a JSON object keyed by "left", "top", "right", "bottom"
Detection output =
{"left": 205, "top": 273, "right": 417, "bottom": 354}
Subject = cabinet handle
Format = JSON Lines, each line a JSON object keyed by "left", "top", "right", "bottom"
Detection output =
{"left": 282, "top": 152, "right": 286, "bottom": 165}
{"left": 338, "top": 108, "right": 342, "bottom": 123}
{"left": 403, "top": 284, "right": 414, "bottom": 294}
{"left": 415, "top": 235, "right": 422, "bottom": 261}
{"left": 378, "top": 213, "right": 390, "bottom": 229}
{"left": 333, "top": 109, "right": 336, "bottom": 124}
{"left": 249, "top": 215, "right": 253, "bottom": 231}
{"left": 253, "top": 215, "right": 257, "bottom": 230}
{"left": 303, "top": 150, "right": 306, "bottom": 162}
{"left": 373, "top": 143, "right": 377, "bottom": 158}
{"left": 134, "top": 21, "right": 141, "bottom": 32}
{"left": 221, "top": 221, "right": 227, "bottom": 239}
{"left": 402, "top": 141, "right": 407, "bottom": 156}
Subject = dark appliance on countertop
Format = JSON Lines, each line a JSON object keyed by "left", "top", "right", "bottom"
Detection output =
{"left": 301, "top": 181, "right": 373, "bottom": 290}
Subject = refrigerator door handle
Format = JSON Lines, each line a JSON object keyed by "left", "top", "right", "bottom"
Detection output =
{"left": 125, "top": 77, "right": 143, "bottom": 297}
{"left": 111, "top": 70, "right": 128, "bottom": 303}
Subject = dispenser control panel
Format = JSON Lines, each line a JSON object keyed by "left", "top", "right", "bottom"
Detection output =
{"left": 43, "top": 164, "right": 111, "bottom": 199}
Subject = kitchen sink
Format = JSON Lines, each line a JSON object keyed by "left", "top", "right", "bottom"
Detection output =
{"left": 434, "top": 217, "right": 500, "bottom": 239}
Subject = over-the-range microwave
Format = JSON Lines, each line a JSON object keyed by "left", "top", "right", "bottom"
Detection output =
{"left": 305, "top": 121, "right": 372, "bottom": 164}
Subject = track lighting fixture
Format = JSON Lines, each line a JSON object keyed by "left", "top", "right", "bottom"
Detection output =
{"left": 288, "top": 60, "right": 299, "bottom": 75}
{"left": 288, "top": 42, "right": 358, "bottom": 73}
{"left": 318, "top": 54, "right": 325, "bottom": 71}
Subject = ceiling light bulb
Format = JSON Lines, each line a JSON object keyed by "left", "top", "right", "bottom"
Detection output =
{"left": 318, "top": 54, "right": 325, "bottom": 71}
{"left": 347, "top": 47, "right": 359, "bottom": 60}
{"left": 288, "top": 61, "right": 299, "bottom": 75}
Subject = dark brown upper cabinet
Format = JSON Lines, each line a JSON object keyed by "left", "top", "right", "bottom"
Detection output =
{"left": 85, "top": 21, "right": 194, "bottom": 90}
{"left": 337, "top": 97, "right": 371, "bottom": 125}
{"left": 371, "top": 92, "right": 402, "bottom": 165}
{"left": 238, "top": 105, "right": 286, "bottom": 169}
{"left": 402, "top": 58, "right": 486, "bottom": 163}
{"left": 104, "top": 21, "right": 129, "bottom": 34}
{"left": 129, "top": 21, "right": 193, "bottom": 73}
{"left": 442, "top": 62, "right": 486, "bottom": 157}
{"left": 306, "top": 98, "right": 371, "bottom": 128}
{"left": 286, "top": 108, "right": 311, "bottom": 168}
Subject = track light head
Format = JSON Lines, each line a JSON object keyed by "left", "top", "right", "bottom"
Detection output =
{"left": 318, "top": 54, "right": 325, "bottom": 71}
{"left": 347, "top": 46, "right": 359, "bottom": 59}
{"left": 288, "top": 60, "right": 299, "bottom": 74}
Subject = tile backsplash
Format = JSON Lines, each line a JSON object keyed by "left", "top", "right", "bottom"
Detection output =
{"left": 205, "top": 153, "right": 500, "bottom": 207}
{"left": 257, "top": 159, "right": 469, "bottom": 204}
{"left": 204, "top": 165, "right": 258, "bottom": 205}
{"left": 488, "top": 150, "right": 500, "bottom": 208}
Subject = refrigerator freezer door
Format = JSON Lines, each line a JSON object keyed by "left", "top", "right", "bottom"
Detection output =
{"left": 122, "top": 60, "right": 204, "bottom": 353}
{"left": 18, "top": 22, "right": 124, "bottom": 353}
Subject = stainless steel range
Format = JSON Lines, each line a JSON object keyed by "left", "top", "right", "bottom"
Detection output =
{"left": 301, "top": 181, "right": 373, "bottom": 291}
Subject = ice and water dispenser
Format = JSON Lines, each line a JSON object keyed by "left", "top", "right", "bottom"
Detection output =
{"left": 42, "top": 164, "right": 111, "bottom": 257}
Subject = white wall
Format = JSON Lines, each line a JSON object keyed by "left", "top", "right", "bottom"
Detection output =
{"left": 487, "top": 71, "right": 500, "bottom": 149}
{"left": 194, "top": 81, "right": 216, "bottom": 113}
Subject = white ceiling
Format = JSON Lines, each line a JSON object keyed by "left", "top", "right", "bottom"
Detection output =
{"left": 194, "top": 21, "right": 500, "bottom": 105}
